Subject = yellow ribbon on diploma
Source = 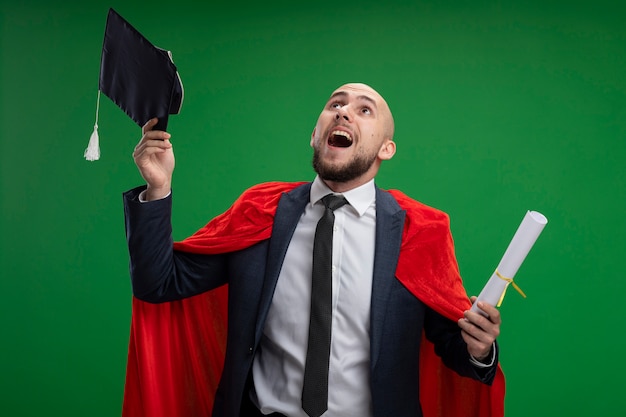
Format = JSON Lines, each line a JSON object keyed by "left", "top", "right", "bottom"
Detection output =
{"left": 495, "top": 270, "right": 527, "bottom": 307}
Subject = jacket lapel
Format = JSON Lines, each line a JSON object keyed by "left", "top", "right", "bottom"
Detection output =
{"left": 254, "top": 182, "right": 312, "bottom": 344}
{"left": 370, "top": 187, "right": 406, "bottom": 370}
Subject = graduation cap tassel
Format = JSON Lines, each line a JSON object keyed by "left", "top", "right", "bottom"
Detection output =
{"left": 84, "top": 90, "right": 101, "bottom": 161}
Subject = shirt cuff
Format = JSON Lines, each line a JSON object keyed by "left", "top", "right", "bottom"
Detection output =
{"left": 138, "top": 189, "right": 171, "bottom": 202}
{"left": 469, "top": 342, "right": 496, "bottom": 368}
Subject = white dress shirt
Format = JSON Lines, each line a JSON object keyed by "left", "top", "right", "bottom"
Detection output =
{"left": 252, "top": 176, "right": 377, "bottom": 416}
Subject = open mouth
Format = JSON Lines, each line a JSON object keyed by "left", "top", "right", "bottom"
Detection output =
{"left": 328, "top": 130, "right": 353, "bottom": 148}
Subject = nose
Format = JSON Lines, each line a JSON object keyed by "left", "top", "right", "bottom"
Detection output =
{"left": 335, "top": 105, "right": 351, "bottom": 122}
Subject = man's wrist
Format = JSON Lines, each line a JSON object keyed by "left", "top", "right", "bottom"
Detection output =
{"left": 469, "top": 343, "right": 496, "bottom": 368}
{"left": 145, "top": 185, "right": 171, "bottom": 201}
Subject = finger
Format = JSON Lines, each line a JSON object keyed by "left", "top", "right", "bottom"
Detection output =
{"left": 464, "top": 309, "right": 499, "bottom": 334}
{"left": 460, "top": 330, "right": 493, "bottom": 358}
{"left": 458, "top": 317, "right": 483, "bottom": 338}
{"left": 460, "top": 326, "right": 489, "bottom": 346}
{"left": 476, "top": 301, "right": 501, "bottom": 325}
{"left": 459, "top": 319, "right": 487, "bottom": 346}
{"left": 135, "top": 133, "right": 172, "bottom": 155}
{"left": 465, "top": 296, "right": 501, "bottom": 324}
{"left": 133, "top": 138, "right": 173, "bottom": 159}
{"left": 133, "top": 146, "right": 171, "bottom": 167}
{"left": 142, "top": 118, "right": 159, "bottom": 134}
{"left": 141, "top": 130, "right": 171, "bottom": 142}
{"left": 458, "top": 317, "right": 498, "bottom": 344}
{"left": 466, "top": 316, "right": 498, "bottom": 338}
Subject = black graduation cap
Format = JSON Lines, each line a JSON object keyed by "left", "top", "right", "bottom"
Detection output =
{"left": 85, "top": 8, "right": 184, "bottom": 161}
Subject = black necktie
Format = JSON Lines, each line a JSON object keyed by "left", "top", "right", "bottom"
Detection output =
{"left": 302, "top": 194, "right": 349, "bottom": 417}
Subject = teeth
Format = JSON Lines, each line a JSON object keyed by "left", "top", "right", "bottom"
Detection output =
{"left": 331, "top": 130, "right": 352, "bottom": 141}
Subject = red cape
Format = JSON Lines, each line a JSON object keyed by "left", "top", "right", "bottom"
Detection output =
{"left": 122, "top": 182, "right": 505, "bottom": 417}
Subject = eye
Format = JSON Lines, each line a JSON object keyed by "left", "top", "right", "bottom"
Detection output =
{"left": 330, "top": 102, "right": 342, "bottom": 109}
{"left": 361, "top": 107, "right": 372, "bottom": 115}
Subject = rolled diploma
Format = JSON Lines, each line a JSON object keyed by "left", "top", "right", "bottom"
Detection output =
{"left": 470, "top": 210, "right": 548, "bottom": 316}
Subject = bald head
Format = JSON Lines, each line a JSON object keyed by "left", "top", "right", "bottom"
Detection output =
{"left": 331, "top": 83, "right": 395, "bottom": 140}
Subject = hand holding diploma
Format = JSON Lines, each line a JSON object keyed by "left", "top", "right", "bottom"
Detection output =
{"left": 459, "top": 297, "right": 502, "bottom": 361}
{"left": 459, "top": 211, "right": 547, "bottom": 361}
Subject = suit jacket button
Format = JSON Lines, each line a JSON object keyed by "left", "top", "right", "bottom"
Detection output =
{"left": 248, "top": 347, "right": 253, "bottom": 354}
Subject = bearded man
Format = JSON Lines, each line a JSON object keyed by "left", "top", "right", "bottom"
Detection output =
{"left": 122, "top": 83, "right": 504, "bottom": 417}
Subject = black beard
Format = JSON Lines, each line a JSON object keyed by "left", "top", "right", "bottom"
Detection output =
{"left": 312, "top": 147, "right": 378, "bottom": 183}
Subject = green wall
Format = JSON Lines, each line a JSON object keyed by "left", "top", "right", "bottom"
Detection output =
{"left": 2, "top": 1, "right": 625, "bottom": 415}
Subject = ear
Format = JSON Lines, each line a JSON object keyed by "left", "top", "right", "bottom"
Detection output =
{"left": 310, "top": 127, "right": 317, "bottom": 147}
{"left": 378, "top": 139, "right": 396, "bottom": 161}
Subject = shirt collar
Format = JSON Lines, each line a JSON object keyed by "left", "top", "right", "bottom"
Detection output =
{"left": 310, "top": 176, "right": 376, "bottom": 217}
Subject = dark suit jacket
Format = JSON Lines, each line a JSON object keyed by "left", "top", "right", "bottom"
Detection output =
{"left": 123, "top": 182, "right": 497, "bottom": 417}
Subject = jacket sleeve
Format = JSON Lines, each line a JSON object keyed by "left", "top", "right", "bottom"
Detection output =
{"left": 424, "top": 306, "right": 498, "bottom": 385}
{"left": 123, "top": 185, "right": 229, "bottom": 303}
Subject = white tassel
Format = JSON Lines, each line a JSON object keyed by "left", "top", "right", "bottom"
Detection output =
{"left": 84, "top": 123, "right": 100, "bottom": 161}
{"left": 85, "top": 90, "right": 101, "bottom": 161}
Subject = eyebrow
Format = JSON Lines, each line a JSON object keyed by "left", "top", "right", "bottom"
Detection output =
{"left": 328, "top": 91, "right": 378, "bottom": 109}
